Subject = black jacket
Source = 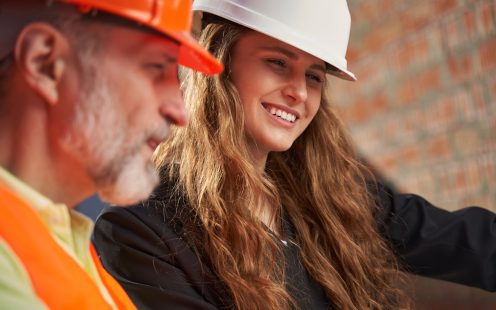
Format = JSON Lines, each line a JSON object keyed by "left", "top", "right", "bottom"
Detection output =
{"left": 93, "top": 180, "right": 496, "bottom": 309}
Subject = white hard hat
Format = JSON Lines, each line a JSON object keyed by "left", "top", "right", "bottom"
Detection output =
{"left": 193, "top": 0, "right": 356, "bottom": 81}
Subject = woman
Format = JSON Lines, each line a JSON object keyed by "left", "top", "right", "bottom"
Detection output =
{"left": 97, "top": 1, "right": 405, "bottom": 309}
{"left": 93, "top": 0, "right": 496, "bottom": 309}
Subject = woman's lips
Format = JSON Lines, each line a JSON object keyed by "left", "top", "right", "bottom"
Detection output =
{"left": 262, "top": 102, "right": 300, "bottom": 125}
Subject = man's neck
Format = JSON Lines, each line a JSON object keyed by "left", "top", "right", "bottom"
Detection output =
{"left": 0, "top": 98, "right": 94, "bottom": 208}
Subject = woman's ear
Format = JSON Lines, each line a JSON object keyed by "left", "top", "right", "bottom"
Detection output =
{"left": 14, "top": 22, "right": 68, "bottom": 105}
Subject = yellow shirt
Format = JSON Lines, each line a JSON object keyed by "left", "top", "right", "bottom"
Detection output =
{"left": 0, "top": 167, "right": 117, "bottom": 309}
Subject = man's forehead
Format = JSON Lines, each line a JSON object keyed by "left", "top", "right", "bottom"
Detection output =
{"left": 0, "top": 1, "right": 179, "bottom": 60}
{"left": 99, "top": 25, "right": 180, "bottom": 61}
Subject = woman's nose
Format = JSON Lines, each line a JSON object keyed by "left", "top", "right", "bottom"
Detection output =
{"left": 281, "top": 74, "right": 308, "bottom": 104}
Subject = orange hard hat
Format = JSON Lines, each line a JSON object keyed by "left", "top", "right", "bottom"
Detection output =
{"left": 60, "top": 0, "right": 223, "bottom": 75}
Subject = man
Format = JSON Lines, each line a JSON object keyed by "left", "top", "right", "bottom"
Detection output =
{"left": 0, "top": 0, "right": 222, "bottom": 308}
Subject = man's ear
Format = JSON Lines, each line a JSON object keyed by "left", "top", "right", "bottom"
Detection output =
{"left": 14, "top": 22, "right": 68, "bottom": 105}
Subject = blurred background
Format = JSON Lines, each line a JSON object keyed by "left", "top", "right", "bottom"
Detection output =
{"left": 329, "top": 0, "right": 496, "bottom": 308}
{"left": 79, "top": 0, "right": 496, "bottom": 308}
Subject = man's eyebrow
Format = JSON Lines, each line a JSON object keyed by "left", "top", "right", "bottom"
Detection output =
{"left": 259, "top": 46, "right": 326, "bottom": 73}
{"left": 164, "top": 55, "right": 178, "bottom": 63}
{"left": 145, "top": 47, "right": 178, "bottom": 64}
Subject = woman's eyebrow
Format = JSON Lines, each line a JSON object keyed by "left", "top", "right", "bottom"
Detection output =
{"left": 259, "top": 46, "right": 326, "bottom": 72}
{"left": 259, "top": 46, "right": 297, "bottom": 59}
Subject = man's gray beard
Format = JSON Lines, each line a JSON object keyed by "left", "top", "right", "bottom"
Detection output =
{"left": 61, "top": 60, "right": 159, "bottom": 206}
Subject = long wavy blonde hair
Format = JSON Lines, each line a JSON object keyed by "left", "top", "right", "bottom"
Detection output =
{"left": 154, "top": 19, "right": 410, "bottom": 310}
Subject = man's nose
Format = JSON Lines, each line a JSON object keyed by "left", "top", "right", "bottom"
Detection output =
{"left": 159, "top": 84, "right": 188, "bottom": 127}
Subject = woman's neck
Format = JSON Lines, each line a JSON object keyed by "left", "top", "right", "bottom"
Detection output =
{"left": 246, "top": 145, "right": 281, "bottom": 234}
{"left": 247, "top": 145, "right": 269, "bottom": 173}
{"left": 256, "top": 196, "right": 281, "bottom": 236}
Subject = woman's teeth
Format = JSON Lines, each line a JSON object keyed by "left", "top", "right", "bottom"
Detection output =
{"left": 269, "top": 107, "right": 296, "bottom": 123}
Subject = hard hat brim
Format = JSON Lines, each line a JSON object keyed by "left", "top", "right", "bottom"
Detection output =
{"left": 58, "top": 0, "right": 224, "bottom": 76}
{"left": 170, "top": 31, "right": 224, "bottom": 75}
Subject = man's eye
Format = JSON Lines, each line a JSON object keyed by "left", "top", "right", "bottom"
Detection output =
{"left": 148, "top": 63, "right": 166, "bottom": 71}
{"left": 146, "top": 63, "right": 168, "bottom": 79}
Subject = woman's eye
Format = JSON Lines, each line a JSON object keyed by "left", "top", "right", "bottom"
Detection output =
{"left": 266, "top": 58, "right": 286, "bottom": 68}
{"left": 306, "top": 73, "right": 323, "bottom": 84}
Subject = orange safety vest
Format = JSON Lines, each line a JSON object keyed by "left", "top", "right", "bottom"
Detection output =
{"left": 0, "top": 184, "right": 136, "bottom": 310}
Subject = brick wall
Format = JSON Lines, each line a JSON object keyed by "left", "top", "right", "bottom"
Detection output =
{"left": 329, "top": 0, "right": 496, "bottom": 307}
{"left": 330, "top": 0, "right": 496, "bottom": 210}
